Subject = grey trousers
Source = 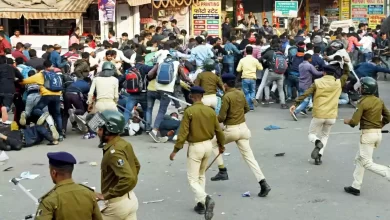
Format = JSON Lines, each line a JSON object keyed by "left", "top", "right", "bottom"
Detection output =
{"left": 264, "top": 70, "right": 285, "bottom": 104}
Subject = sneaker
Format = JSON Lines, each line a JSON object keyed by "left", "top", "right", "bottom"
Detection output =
{"left": 58, "top": 135, "right": 64, "bottom": 142}
{"left": 19, "top": 111, "right": 27, "bottom": 126}
{"left": 49, "top": 125, "right": 60, "bottom": 140}
{"left": 37, "top": 112, "right": 50, "bottom": 125}
{"left": 68, "top": 109, "right": 76, "bottom": 123}
{"left": 300, "top": 110, "right": 307, "bottom": 115}
{"left": 291, "top": 112, "right": 298, "bottom": 121}
{"left": 1, "top": 120, "right": 12, "bottom": 125}
{"left": 281, "top": 104, "right": 288, "bottom": 109}
{"left": 307, "top": 106, "right": 313, "bottom": 112}
{"left": 250, "top": 109, "right": 254, "bottom": 112}
{"left": 194, "top": 202, "right": 205, "bottom": 215}
{"left": 74, "top": 115, "right": 88, "bottom": 132}
{"left": 83, "top": 133, "right": 91, "bottom": 139}
{"left": 311, "top": 140, "right": 324, "bottom": 159}
{"left": 262, "top": 100, "right": 270, "bottom": 106}
{"left": 252, "top": 98, "right": 259, "bottom": 107}
{"left": 159, "top": 136, "right": 169, "bottom": 143}
{"left": 89, "top": 133, "right": 97, "bottom": 139}
{"left": 172, "top": 135, "right": 178, "bottom": 141}
{"left": 149, "top": 130, "right": 159, "bottom": 143}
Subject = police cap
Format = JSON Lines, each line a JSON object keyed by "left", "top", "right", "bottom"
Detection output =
{"left": 47, "top": 152, "right": 77, "bottom": 167}
{"left": 221, "top": 73, "right": 236, "bottom": 83}
{"left": 323, "top": 65, "right": 337, "bottom": 75}
{"left": 190, "top": 86, "right": 205, "bottom": 94}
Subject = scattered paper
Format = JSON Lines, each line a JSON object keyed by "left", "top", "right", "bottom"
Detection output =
{"left": 27, "top": 189, "right": 32, "bottom": 192}
{"left": 89, "top": 162, "right": 98, "bottom": 166}
{"left": 143, "top": 199, "right": 164, "bottom": 204}
{"left": 0, "top": 194, "right": 2, "bottom": 197}
{"left": 78, "top": 161, "right": 88, "bottom": 164}
{"left": 82, "top": 182, "right": 89, "bottom": 185}
{"left": 0, "top": 151, "right": 9, "bottom": 165}
{"left": 223, "top": 153, "right": 231, "bottom": 156}
{"left": 221, "top": 212, "right": 225, "bottom": 215}
{"left": 20, "top": 171, "right": 40, "bottom": 180}
{"left": 242, "top": 191, "right": 251, "bottom": 197}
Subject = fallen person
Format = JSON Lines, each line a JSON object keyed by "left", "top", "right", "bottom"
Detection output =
{"left": 0, "top": 124, "right": 58, "bottom": 151}
{"left": 159, "top": 112, "right": 180, "bottom": 141}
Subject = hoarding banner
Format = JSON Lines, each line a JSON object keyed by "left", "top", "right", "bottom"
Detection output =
{"left": 351, "top": 0, "right": 385, "bottom": 27}
{"left": 274, "top": 1, "right": 298, "bottom": 18}
{"left": 98, "top": 0, "right": 116, "bottom": 22}
{"left": 191, "top": 1, "right": 221, "bottom": 37}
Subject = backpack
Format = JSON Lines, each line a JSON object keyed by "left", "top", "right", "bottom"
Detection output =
{"left": 157, "top": 58, "right": 175, "bottom": 85}
{"left": 124, "top": 68, "right": 144, "bottom": 94}
{"left": 288, "top": 46, "right": 298, "bottom": 63}
{"left": 43, "top": 71, "right": 63, "bottom": 92}
{"left": 19, "top": 65, "right": 35, "bottom": 79}
{"left": 270, "top": 51, "right": 288, "bottom": 75}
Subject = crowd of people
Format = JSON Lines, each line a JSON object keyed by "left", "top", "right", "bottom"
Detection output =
{"left": 0, "top": 18, "right": 390, "bottom": 220}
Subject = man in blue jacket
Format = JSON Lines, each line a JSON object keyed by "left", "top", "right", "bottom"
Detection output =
{"left": 223, "top": 36, "right": 241, "bottom": 75}
{"left": 311, "top": 46, "right": 326, "bottom": 71}
{"left": 49, "top": 44, "right": 68, "bottom": 69}
{"left": 354, "top": 57, "right": 390, "bottom": 79}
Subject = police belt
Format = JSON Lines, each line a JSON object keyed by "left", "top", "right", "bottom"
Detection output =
{"left": 107, "top": 191, "right": 132, "bottom": 203}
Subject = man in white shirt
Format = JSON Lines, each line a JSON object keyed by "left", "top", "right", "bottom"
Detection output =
{"left": 97, "top": 41, "right": 112, "bottom": 64}
{"left": 112, "top": 42, "right": 131, "bottom": 64}
{"left": 305, "top": 43, "right": 314, "bottom": 55}
{"left": 359, "top": 33, "right": 375, "bottom": 62}
{"left": 325, "top": 41, "right": 353, "bottom": 71}
{"left": 10, "top": 29, "right": 22, "bottom": 47}
{"left": 108, "top": 30, "right": 117, "bottom": 44}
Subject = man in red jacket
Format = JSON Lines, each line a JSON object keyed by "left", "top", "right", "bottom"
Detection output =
{"left": 0, "top": 32, "right": 11, "bottom": 56}
{"left": 11, "top": 43, "right": 27, "bottom": 62}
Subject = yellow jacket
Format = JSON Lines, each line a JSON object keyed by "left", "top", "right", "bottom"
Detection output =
{"left": 312, "top": 75, "right": 342, "bottom": 119}
{"left": 21, "top": 71, "right": 62, "bottom": 96}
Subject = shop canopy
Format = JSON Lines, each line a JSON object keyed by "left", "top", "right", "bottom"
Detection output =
{"left": 0, "top": 0, "right": 94, "bottom": 19}
{"left": 127, "top": 0, "right": 151, "bottom": 6}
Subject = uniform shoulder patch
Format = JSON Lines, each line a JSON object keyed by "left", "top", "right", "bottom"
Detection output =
{"left": 117, "top": 159, "right": 125, "bottom": 167}
{"left": 79, "top": 184, "right": 95, "bottom": 192}
{"left": 36, "top": 209, "right": 43, "bottom": 216}
{"left": 110, "top": 149, "right": 116, "bottom": 154}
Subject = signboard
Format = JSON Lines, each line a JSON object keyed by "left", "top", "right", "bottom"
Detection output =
{"left": 340, "top": 0, "right": 351, "bottom": 20}
{"left": 98, "top": 0, "right": 116, "bottom": 22}
{"left": 351, "top": 0, "right": 385, "bottom": 27}
{"left": 191, "top": 1, "right": 221, "bottom": 37}
{"left": 16, "top": 35, "right": 69, "bottom": 51}
{"left": 274, "top": 1, "right": 298, "bottom": 17}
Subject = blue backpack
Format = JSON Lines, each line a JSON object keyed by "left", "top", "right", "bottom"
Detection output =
{"left": 43, "top": 71, "right": 63, "bottom": 92}
{"left": 157, "top": 58, "right": 175, "bottom": 85}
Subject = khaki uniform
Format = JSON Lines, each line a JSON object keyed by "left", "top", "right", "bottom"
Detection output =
{"left": 35, "top": 179, "right": 103, "bottom": 220}
{"left": 101, "top": 136, "right": 141, "bottom": 220}
{"left": 174, "top": 101, "right": 225, "bottom": 204}
{"left": 194, "top": 71, "right": 224, "bottom": 109}
{"left": 296, "top": 64, "right": 349, "bottom": 156}
{"left": 348, "top": 95, "right": 390, "bottom": 190}
{"left": 212, "top": 88, "right": 265, "bottom": 182}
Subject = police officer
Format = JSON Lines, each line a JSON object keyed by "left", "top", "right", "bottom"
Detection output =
{"left": 343, "top": 77, "right": 390, "bottom": 196}
{"left": 194, "top": 59, "right": 224, "bottom": 109}
{"left": 35, "top": 152, "right": 102, "bottom": 220}
{"left": 169, "top": 86, "right": 225, "bottom": 220}
{"left": 210, "top": 73, "right": 272, "bottom": 197}
{"left": 94, "top": 110, "right": 140, "bottom": 220}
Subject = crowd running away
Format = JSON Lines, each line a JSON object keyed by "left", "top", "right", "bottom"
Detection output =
{"left": 0, "top": 18, "right": 390, "bottom": 220}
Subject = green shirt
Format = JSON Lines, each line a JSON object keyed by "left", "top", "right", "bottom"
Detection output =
{"left": 101, "top": 136, "right": 141, "bottom": 200}
{"left": 174, "top": 101, "right": 225, "bottom": 152}
{"left": 349, "top": 95, "right": 390, "bottom": 129}
{"left": 194, "top": 71, "right": 224, "bottom": 95}
{"left": 218, "top": 88, "right": 250, "bottom": 125}
{"left": 35, "top": 179, "right": 102, "bottom": 220}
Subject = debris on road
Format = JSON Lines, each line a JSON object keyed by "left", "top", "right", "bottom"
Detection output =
{"left": 78, "top": 161, "right": 88, "bottom": 164}
{"left": 89, "top": 162, "right": 98, "bottom": 166}
{"left": 20, "top": 171, "right": 39, "bottom": 180}
{"left": 3, "top": 166, "right": 13, "bottom": 171}
{"left": 223, "top": 153, "right": 231, "bottom": 156}
{"left": 82, "top": 182, "right": 89, "bottom": 185}
{"left": 143, "top": 199, "right": 164, "bottom": 204}
{"left": 242, "top": 191, "right": 251, "bottom": 197}
{"left": 32, "top": 163, "right": 45, "bottom": 166}
{"left": 0, "top": 151, "right": 9, "bottom": 165}
{"left": 264, "top": 125, "right": 284, "bottom": 131}
{"left": 221, "top": 212, "right": 226, "bottom": 215}
{"left": 275, "top": 153, "right": 285, "bottom": 157}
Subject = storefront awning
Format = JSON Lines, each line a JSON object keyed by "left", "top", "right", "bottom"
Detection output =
{"left": 127, "top": 0, "right": 151, "bottom": 6}
{"left": 0, "top": 0, "right": 94, "bottom": 19}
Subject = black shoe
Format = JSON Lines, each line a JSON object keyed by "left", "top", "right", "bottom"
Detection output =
{"left": 204, "top": 195, "right": 215, "bottom": 220}
{"left": 344, "top": 186, "right": 360, "bottom": 196}
{"left": 210, "top": 168, "right": 229, "bottom": 181}
{"left": 311, "top": 140, "right": 323, "bottom": 159}
{"left": 98, "top": 142, "right": 106, "bottom": 148}
{"left": 314, "top": 155, "right": 323, "bottom": 165}
{"left": 258, "top": 179, "right": 271, "bottom": 197}
{"left": 193, "top": 202, "right": 205, "bottom": 215}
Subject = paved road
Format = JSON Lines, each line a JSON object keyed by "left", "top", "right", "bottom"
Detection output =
{"left": 1, "top": 81, "right": 390, "bottom": 220}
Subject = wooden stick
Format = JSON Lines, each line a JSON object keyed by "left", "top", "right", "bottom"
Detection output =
{"left": 206, "top": 153, "right": 221, "bottom": 171}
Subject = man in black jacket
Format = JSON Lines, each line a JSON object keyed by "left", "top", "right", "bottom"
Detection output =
{"left": 26, "top": 49, "right": 45, "bottom": 69}
{"left": 0, "top": 55, "right": 23, "bottom": 124}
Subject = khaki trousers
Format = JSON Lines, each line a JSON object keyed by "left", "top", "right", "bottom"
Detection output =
{"left": 102, "top": 191, "right": 138, "bottom": 220}
{"left": 95, "top": 99, "right": 118, "bottom": 113}
{"left": 202, "top": 94, "right": 218, "bottom": 109}
{"left": 187, "top": 140, "right": 213, "bottom": 204}
{"left": 352, "top": 129, "right": 390, "bottom": 190}
{"left": 308, "top": 118, "right": 336, "bottom": 156}
{"left": 212, "top": 123, "right": 265, "bottom": 182}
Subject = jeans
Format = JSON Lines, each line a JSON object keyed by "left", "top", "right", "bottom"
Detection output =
{"left": 339, "top": 92, "right": 349, "bottom": 105}
{"left": 223, "top": 63, "right": 235, "bottom": 75}
{"left": 146, "top": 91, "right": 161, "bottom": 131}
{"left": 123, "top": 93, "right": 147, "bottom": 124}
{"left": 294, "top": 89, "right": 311, "bottom": 114}
{"left": 32, "top": 95, "right": 62, "bottom": 134}
{"left": 63, "top": 93, "right": 85, "bottom": 133}
{"left": 152, "top": 91, "right": 172, "bottom": 130}
{"left": 242, "top": 79, "right": 256, "bottom": 109}
{"left": 160, "top": 119, "right": 181, "bottom": 140}
{"left": 172, "top": 85, "right": 181, "bottom": 109}
{"left": 264, "top": 71, "right": 286, "bottom": 104}
{"left": 25, "top": 93, "right": 41, "bottom": 117}
{"left": 287, "top": 73, "right": 299, "bottom": 99}
{"left": 364, "top": 52, "right": 373, "bottom": 62}
{"left": 255, "top": 68, "right": 269, "bottom": 100}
